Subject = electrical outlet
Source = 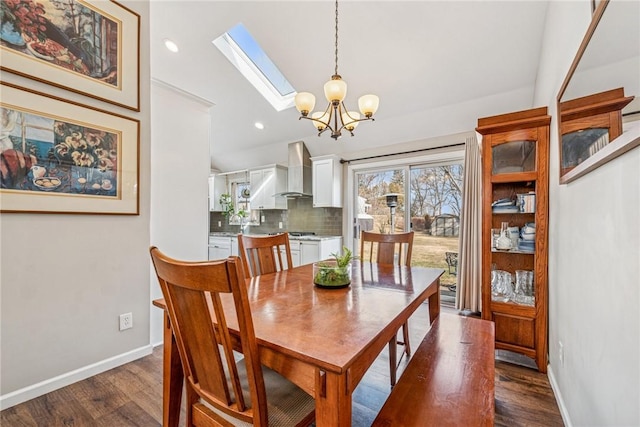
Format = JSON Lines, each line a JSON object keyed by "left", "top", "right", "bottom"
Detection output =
{"left": 119, "top": 312, "right": 133, "bottom": 331}
{"left": 261, "top": 215, "right": 265, "bottom": 222}
{"left": 217, "top": 221, "right": 221, "bottom": 227}
{"left": 278, "top": 222, "right": 283, "bottom": 229}
{"left": 559, "top": 341, "right": 564, "bottom": 366}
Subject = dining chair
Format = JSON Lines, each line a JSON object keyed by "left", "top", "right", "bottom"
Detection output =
{"left": 360, "top": 230, "right": 415, "bottom": 387}
{"left": 237, "top": 233, "right": 293, "bottom": 279}
{"left": 150, "top": 247, "right": 315, "bottom": 427}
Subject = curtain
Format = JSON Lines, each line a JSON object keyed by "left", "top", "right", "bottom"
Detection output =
{"left": 455, "top": 135, "right": 483, "bottom": 313}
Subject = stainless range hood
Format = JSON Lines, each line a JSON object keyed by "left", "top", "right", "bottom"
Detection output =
{"left": 277, "top": 141, "right": 312, "bottom": 198}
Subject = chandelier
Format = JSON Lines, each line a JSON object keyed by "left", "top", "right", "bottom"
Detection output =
{"left": 294, "top": 0, "right": 379, "bottom": 140}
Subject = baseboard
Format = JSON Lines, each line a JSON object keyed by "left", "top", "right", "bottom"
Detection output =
{"left": 547, "top": 364, "right": 573, "bottom": 427}
{"left": 0, "top": 344, "right": 153, "bottom": 410}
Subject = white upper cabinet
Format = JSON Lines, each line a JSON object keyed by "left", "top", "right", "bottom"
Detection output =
{"left": 208, "top": 174, "right": 227, "bottom": 211}
{"left": 311, "top": 155, "right": 342, "bottom": 208}
{"left": 249, "top": 165, "right": 288, "bottom": 210}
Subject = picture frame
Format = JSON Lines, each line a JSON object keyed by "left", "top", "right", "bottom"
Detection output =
{"left": 0, "top": 81, "right": 139, "bottom": 214}
{"left": 0, "top": 0, "right": 140, "bottom": 111}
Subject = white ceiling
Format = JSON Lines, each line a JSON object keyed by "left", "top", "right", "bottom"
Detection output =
{"left": 150, "top": 1, "right": 549, "bottom": 171}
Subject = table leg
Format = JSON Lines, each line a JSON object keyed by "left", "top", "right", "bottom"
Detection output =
{"left": 162, "top": 312, "right": 184, "bottom": 427}
{"left": 428, "top": 278, "right": 441, "bottom": 323}
{"left": 315, "top": 369, "right": 352, "bottom": 427}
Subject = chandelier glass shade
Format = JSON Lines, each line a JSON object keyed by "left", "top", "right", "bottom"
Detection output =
{"left": 294, "top": 0, "right": 379, "bottom": 140}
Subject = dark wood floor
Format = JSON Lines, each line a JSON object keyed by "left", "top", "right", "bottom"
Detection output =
{"left": 1, "top": 303, "right": 564, "bottom": 426}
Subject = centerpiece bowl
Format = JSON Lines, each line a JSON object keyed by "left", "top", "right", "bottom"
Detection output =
{"left": 313, "top": 260, "right": 352, "bottom": 289}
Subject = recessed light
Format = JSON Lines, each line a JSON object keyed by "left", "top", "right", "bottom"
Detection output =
{"left": 163, "top": 38, "right": 179, "bottom": 53}
{"left": 254, "top": 122, "right": 265, "bottom": 130}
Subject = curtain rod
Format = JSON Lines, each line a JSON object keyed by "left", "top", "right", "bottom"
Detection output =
{"left": 340, "top": 142, "right": 466, "bottom": 164}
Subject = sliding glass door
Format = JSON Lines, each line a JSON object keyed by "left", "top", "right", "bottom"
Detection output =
{"left": 354, "top": 168, "right": 408, "bottom": 261}
{"left": 350, "top": 156, "right": 463, "bottom": 304}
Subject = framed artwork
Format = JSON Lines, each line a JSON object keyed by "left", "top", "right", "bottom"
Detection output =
{"left": 0, "top": 0, "right": 140, "bottom": 111}
{"left": 0, "top": 81, "right": 139, "bottom": 214}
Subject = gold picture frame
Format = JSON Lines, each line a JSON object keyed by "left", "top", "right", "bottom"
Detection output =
{"left": 0, "top": 0, "right": 140, "bottom": 111}
{"left": 1, "top": 81, "right": 139, "bottom": 214}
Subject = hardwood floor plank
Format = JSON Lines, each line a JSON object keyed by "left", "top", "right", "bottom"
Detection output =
{"left": 95, "top": 401, "right": 160, "bottom": 427}
{"left": 20, "top": 386, "right": 97, "bottom": 426}
{"left": 1, "top": 302, "right": 564, "bottom": 426}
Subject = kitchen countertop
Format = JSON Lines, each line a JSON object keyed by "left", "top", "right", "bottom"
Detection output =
{"left": 209, "top": 232, "right": 342, "bottom": 241}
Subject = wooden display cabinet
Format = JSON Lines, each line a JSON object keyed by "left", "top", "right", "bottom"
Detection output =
{"left": 477, "top": 107, "right": 551, "bottom": 372}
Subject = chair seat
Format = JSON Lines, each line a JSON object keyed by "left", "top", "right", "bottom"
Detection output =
{"left": 200, "top": 358, "right": 315, "bottom": 426}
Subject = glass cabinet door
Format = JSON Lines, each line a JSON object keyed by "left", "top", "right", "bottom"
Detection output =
{"left": 491, "top": 140, "right": 536, "bottom": 175}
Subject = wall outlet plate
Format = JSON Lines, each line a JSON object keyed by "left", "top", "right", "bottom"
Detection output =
{"left": 559, "top": 341, "right": 564, "bottom": 365}
{"left": 119, "top": 313, "right": 133, "bottom": 331}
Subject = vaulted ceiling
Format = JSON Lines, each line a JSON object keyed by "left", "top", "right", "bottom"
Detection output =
{"left": 150, "top": 1, "right": 549, "bottom": 171}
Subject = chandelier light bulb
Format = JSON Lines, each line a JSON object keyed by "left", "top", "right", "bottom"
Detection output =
{"left": 342, "top": 111, "right": 360, "bottom": 131}
{"left": 295, "top": 92, "right": 316, "bottom": 116}
{"left": 311, "top": 111, "right": 329, "bottom": 131}
{"left": 324, "top": 76, "right": 347, "bottom": 103}
{"left": 358, "top": 94, "right": 379, "bottom": 118}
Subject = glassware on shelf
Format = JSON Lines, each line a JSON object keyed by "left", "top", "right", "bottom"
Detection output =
{"left": 496, "top": 222, "right": 513, "bottom": 250}
{"left": 514, "top": 270, "right": 535, "bottom": 306}
{"left": 491, "top": 270, "right": 514, "bottom": 302}
{"left": 491, "top": 228, "right": 500, "bottom": 249}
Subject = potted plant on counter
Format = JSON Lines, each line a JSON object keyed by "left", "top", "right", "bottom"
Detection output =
{"left": 219, "top": 193, "right": 234, "bottom": 220}
{"left": 313, "top": 247, "right": 355, "bottom": 288}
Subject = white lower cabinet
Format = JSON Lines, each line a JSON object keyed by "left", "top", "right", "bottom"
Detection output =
{"left": 299, "top": 241, "right": 319, "bottom": 266}
{"left": 208, "top": 236, "right": 239, "bottom": 260}
{"left": 296, "top": 238, "right": 342, "bottom": 266}
{"left": 208, "top": 236, "right": 231, "bottom": 260}
{"left": 290, "top": 241, "right": 301, "bottom": 268}
{"left": 230, "top": 237, "right": 239, "bottom": 256}
{"left": 210, "top": 235, "right": 341, "bottom": 265}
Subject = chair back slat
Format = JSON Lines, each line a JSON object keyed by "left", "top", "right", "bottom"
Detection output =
{"left": 150, "top": 247, "right": 269, "bottom": 425}
{"left": 238, "top": 233, "right": 293, "bottom": 278}
{"left": 360, "top": 231, "right": 414, "bottom": 266}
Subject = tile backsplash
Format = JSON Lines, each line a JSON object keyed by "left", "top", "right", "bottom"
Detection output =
{"left": 210, "top": 197, "right": 342, "bottom": 236}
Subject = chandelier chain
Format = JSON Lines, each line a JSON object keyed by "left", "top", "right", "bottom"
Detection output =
{"left": 334, "top": 0, "right": 339, "bottom": 76}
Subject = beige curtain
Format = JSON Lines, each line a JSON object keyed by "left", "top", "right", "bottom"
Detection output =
{"left": 455, "top": 135, "right": 483, "bottom": 313}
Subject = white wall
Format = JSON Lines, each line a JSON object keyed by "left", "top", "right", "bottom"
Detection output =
{"left": 149, "top": 81, "right": 212, "bottom": 345}
{"left": 535, "top": 2, "right": 640, "bottom": 426}
{"left": 0, "top": 1, "right": 151, "bottom": 409}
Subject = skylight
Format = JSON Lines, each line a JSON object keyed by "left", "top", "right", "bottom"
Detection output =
{"left": 213, "top": 23, "right": 296, "bottom": 111}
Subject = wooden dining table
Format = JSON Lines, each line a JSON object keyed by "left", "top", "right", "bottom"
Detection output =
{"left": 153, "top": 260, "right": 444, "bottom": 427}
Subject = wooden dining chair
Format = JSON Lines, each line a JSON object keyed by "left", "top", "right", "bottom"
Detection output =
{"left": 237, "top": 233, "right": 293, "bottom": 279}
{"left": 360, "top": 230, "right": 415, "bottom": 387}
{"left": 150, "top": 247, "right": 315, "bottom": 427}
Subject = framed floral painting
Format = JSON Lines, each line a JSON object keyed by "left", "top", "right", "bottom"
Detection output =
{"left": 0, "top": 81, "right": 139, "bottom": 214}
{"left": 0, "top": 0, "right": 140, "bottom": 111}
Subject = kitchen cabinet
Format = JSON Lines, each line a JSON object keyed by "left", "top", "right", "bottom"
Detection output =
{"left": 249, "top": 165, "right": 288, "bottom": 210}
{"left": 208, "top": 173, "right": 227, "bottom": 211}
{"left": 299, "top": 241, "right": 319, "bottom": 266}
{"left": 477, "top": 106, "right": 550, "bottom": 373}
{"left": 311, "top": 155, "right": 342, "bottom": 208}
{"left": 289, "top": 241, "right": 301, "bottom": 268}
{"left": 288, "top": 237, "right": 342, "bottom": 267}
{"left": 208, "top": 235, "right": 239, "bottom": 260}
{"left": 208, "top": 236, "right": 231, "bottom": 260}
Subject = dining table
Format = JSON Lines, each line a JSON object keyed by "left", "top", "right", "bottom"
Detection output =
{"left": 153, "top": 260, "right": 444, "bottom": 427}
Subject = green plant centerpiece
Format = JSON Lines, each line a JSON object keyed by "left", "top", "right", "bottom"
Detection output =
{"left": 313, "top": 247, "right": 355, "bottom": 288}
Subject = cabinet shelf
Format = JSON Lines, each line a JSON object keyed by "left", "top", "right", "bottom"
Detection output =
{"left": 491, "top": 172, "right": 537, "bottom": 183}
{"left": 478, "top": 106, "right": 550, "bottom": 373}
{"left": 490, "top": 300, "right": 536, "bottom": 315}
{"left": 491, "top": 249, "right": 534, "bottom": 255}
{"left": 491, "top": 212, "right": 535, "bottom": 216}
